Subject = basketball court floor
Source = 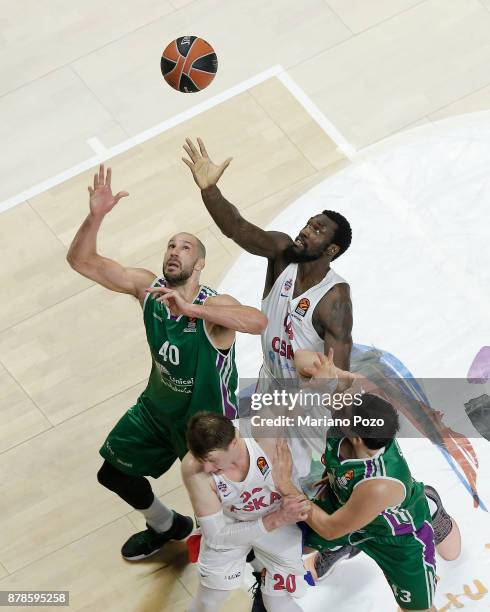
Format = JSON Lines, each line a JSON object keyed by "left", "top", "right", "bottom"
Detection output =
{"left": 1, "top": 1, "right": 490, "bottom": 610}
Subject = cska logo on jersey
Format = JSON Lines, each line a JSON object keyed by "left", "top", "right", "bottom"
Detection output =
{"left": 217, "top": 481, "right": 230, "bottom": 496}
{"left": 240, "top": 487, "right": 281, "bottom": 512}
{"left": 280, "top": 278, "right": 293, "bottom": 297}
{"left": 336, "top": 469, "right": 354, "bottom": 489}
{"left": 257, "top": 456, "right": 270, "bottom": 477}
{"left": 295, "top": 297, "right": 310, "bottom": 317}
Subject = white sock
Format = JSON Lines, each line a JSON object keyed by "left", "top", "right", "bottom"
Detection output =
{"left": 140, "top": 496, "right": 174, "bottom": 533}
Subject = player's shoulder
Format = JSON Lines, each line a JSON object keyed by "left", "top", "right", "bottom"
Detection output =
{"left": 316, "top": 281, "right": 352, "bottom": 321}
{"left": 147, "top": 274, "right": 165, "bottom": 288}
{"left": 181, "top": 451, "right": 202, "bottom": 477}
{"left": 195, "top": 285, "right": 220, "bottom": 305}
{"left": 322, "top": 281, "right": 351, "bottom": 303}
{"left": 353, "top": 477, "right": 405, "bottom": 507}
{"left": 269, "top": 230, "right": 294, "bottom": 246}
{"left": 253, "top": 436, "right": 276, "bottom": 457}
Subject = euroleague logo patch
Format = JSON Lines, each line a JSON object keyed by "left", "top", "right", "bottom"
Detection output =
{"left": 257, "top": 456, "right": 270, "bottom": 477}
{"left": 294, "top": 297, "right": 310, "bottom": 317}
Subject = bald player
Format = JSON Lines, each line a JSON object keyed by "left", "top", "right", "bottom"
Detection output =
{"left": 67, "top": 164, "right": 267, "bottom": 561}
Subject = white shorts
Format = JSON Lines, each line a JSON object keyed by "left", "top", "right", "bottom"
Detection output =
{"left": 198, "top": 521, "right": 307, "bottom": 598}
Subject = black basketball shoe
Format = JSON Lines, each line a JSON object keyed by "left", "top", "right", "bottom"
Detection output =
{"left": 121, "top": 511, "right": 193, "bottom": 561}
{"left": 249, "top": 570, "right": 266, "bottom": 612}
{"left": 314, "top": 545, "right": 360, "bottom": 581}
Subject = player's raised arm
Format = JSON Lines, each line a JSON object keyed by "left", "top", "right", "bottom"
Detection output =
{"left": 182, "top": 137, "right": 292, "bottom": 259}
{"left": 315, "top": 283, "right": 353, "bottom": 370}
{"left": 67, "top": 164, "right": 155, "bottom": 305}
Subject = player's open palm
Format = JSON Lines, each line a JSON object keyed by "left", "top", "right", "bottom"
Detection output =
{"left": 88, "top": 164, "right": 129, "bottom": 217}
{"left": 272, "top": 438, "right": 294, "bottom": 494}
{"left": 182, "top": 137, "right": 232, "bottom": 189}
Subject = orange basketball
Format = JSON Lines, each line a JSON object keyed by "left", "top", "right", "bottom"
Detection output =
{"left": 161, "top": 36, "right": 218, "bottom": 93}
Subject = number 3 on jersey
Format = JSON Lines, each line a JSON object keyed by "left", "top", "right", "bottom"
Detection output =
{"left": 158, "top": 341, "right": 180, "bottom": 365}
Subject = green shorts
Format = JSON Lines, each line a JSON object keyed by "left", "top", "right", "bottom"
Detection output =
{"left": 99, "top": 398, "right": 188, "bottom": 478}
{"left": 304, "top": 495, "right": 437, "bottom": 610}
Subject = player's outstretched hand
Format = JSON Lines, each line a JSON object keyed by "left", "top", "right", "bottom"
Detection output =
{"left": 146, "top": 286, "right": 191, "bottom": 317}
{"left": 272, "top": 438, "right": 295, "bottom": 495}
{"left": 182, "top": 137, "right": 232, "bottom": 189}
{"left": 88, "top": 164, "right": 129, "bottom": 217}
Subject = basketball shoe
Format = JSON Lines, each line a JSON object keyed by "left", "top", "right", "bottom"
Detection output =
{"left": 121, "top": 511, "right": 193, "bottom": 560}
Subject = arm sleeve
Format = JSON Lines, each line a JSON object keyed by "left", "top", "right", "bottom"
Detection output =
{"left": 198, "top": 510, "right": 268, "bottom": 550}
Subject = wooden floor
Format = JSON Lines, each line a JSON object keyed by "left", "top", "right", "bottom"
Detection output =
{"left": 0, "top": 79, "right": 348, "bottom": 611}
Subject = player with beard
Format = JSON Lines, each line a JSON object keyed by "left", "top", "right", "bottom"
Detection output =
{"left": 67, "top": 164, "right": 267, "bottom": 561}
{"left": 181, "top": 139, "right": 358, "bottom": 604}
{"left": 181, "top": 139, "right": 353, "bottom": 380}
{"left": 181, "top": 139, "right": 461, "bottom": 607}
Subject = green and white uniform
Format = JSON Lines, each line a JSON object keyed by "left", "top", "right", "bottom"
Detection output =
{"left": 305, "top": 435, "right": 436, "bottom": 610}
{"left": 100, "top": 277, "right": 238, "bottom": 478}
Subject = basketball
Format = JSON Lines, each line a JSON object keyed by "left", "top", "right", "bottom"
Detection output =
{"left": 161, "top": 36, "right": 218, "bottom": 93}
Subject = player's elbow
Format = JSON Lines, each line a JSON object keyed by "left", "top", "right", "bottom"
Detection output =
{"left": 246, "top": 311, "right": 268, "bottom": 335}
{"left": 66, "top": 250, "right": 84, "bottom": 271}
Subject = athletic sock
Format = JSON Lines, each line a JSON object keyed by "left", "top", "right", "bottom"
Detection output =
{"left": 140, "top": 496, "right": 174, "bottom": 533}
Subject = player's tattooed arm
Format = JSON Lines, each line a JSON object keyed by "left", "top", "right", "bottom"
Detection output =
{"left": 182, "top": 137, "right": 292, "bottom": 259}
{"left": 67, "top": 164, "right": 156, "bottom": 304}
{"left": 306, "top": 479, "right": 404, "bottom": 540}
{"left": 314, "top": 284, "right": 353, "bottom": 371}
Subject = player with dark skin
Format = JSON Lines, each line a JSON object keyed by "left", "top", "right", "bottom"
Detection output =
{"left": 182, "top": 137, "right": 353, "bottom": 371}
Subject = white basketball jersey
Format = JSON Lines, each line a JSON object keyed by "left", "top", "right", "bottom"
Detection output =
{"left": 260, "top": 263, "right": 348, "bottom": 382}
{"left": 213, "top": 423, "right": 310, "bottom": 522}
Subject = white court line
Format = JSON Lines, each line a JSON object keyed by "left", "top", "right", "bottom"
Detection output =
{"left": 0, "top": 64, "right": 355, "bottom": 215}
{"left": 86, "top": 137, "right": 107, "bottom": 156}
{"left": 276, "top": 70, "right": 356, "bottom": 161}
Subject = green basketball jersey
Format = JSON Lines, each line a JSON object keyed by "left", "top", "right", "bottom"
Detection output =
{"left": 139, "top": 277, "right": 238, "bottom": 427}
{"left": 322, "top": 435, "right": 430, "bottom": 537}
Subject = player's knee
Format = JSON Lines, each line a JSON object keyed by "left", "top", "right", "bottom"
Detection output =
{"left": 97, "top": 460, "right": 119, "bottom": 489}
